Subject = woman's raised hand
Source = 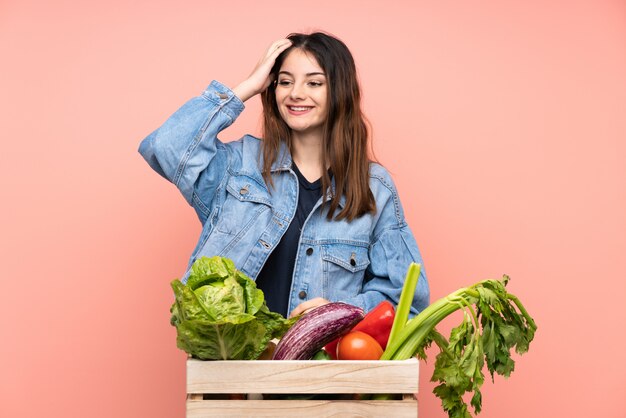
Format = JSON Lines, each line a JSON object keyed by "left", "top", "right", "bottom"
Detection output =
{"left": 233, "top": 39, "right": 293, "bottom": 103}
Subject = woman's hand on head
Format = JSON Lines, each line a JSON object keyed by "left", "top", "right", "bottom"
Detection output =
{"left": 233, "top": 39, "right": 292, "bottom": 103}
{"left": 289, "top": 297, "right": 330, "bottom": 318}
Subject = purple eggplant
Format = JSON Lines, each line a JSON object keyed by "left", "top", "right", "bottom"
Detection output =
{"left": 272, "top": 302, "right": 364, "bottom": 360}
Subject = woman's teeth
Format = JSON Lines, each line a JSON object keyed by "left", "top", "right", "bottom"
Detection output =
{"left": 289, "top": 106, "right": 311, "bottom": 111}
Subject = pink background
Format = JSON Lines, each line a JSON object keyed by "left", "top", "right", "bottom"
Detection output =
{"left": 1, "top": 1, "right": 625, "bottom": 417}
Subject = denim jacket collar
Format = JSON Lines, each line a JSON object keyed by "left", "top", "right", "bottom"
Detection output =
{"left": 270, "top": 140, "right": 292, "bottom": 172}
{"left": 268, "top": 140, "right": 345, "bottom": 209}
{"left": 326, "top": 178, "right": 346, "bottom": 210}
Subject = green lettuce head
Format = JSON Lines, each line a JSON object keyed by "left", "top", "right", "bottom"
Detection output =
{"left": 170, "top": 256, "right": 294, "bottom": 360}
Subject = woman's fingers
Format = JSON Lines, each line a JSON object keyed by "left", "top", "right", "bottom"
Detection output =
{"left": 256, "top": 39, "right": 292, "bottom": 81}
{"left": 233, "top": 39, "right": 292, "bottom": 103}
{"left": 265, "top": 39, "right": 292, "bottom": 59}
{"left": 259, "top": 39, "right": 292, "bottom": 71}
{"left": 289, "top": 297, "right": 330, "bottom": 318}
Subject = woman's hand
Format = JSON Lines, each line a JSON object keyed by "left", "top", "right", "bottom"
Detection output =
{"left": 233, "top": 39, "right": 293, "bottom": 103}
{"left": 289, "top": 297, "right": 330, "bottom": 318}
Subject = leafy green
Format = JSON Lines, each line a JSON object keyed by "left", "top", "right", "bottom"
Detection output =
{"left": 381, "top": 273, "right": 537, "bottom": 418}
{"left": 170, "top": 256, "right": 295, "bottom": 360}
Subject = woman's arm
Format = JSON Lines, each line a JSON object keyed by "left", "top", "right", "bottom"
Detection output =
{"left": 340, "top": 170, "right": 430, "bottom": 315}
{"left": 351, "top": 226, "right": 430, "bottom": 315}
{"left": 138, "top": 39, "right": 293, "bottom": 219}
{"left": 138, "top": 82, "right": 244, "bottom": 216}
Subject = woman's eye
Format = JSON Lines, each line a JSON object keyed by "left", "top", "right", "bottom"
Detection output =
{"left": 277, "top": 80, "right": 292, "bottom": 86}
{"left": 308, "top": 81, "right": 323, "bottom": 87}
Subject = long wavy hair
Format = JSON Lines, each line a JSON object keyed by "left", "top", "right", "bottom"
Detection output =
{"left": 260, "top": 32, "right": 376, "bottom": 221}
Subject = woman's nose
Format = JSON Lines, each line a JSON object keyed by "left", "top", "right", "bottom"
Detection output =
{"left": 289, "top": 83, "right": 305, "bottom": 100}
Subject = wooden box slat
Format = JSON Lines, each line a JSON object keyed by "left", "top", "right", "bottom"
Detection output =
{"left": 187, "top": 399, "right": 418, "bottom": 418}
{"left": 186, "top": 358, "right": 419, "bottom": 417}
{"left": 187, "top": 358, "right": 419, "bottom": 394}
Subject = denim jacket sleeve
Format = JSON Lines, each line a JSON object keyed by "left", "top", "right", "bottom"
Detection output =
{"left": 339, "top": 171, "right": 430, "bottom": 315}
{"left": 138, "top": 81, "right": 244, "bottom": 223}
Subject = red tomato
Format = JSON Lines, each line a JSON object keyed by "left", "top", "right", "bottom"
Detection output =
{"left": 337, "top": 331, "right": 383, "bottom": 360}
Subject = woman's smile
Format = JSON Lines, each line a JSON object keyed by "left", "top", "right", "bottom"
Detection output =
{"left": 287, "top": 105, "right": 314, "bottom": 115}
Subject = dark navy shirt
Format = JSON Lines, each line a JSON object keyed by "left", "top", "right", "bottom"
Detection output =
{"left": 255, "top": 163, "right": 323, "bottom": 317}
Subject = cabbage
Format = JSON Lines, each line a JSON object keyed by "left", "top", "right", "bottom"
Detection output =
{"left": 170, "top": 256, "right": 294, "bottom": 360}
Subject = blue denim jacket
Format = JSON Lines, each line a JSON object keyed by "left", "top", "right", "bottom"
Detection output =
{"left": 139, "top": 81, "right": 429, "bottom": 314}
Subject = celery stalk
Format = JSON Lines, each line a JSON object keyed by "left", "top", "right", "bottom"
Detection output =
{"left": 386, "top": 263, "right": 421, "bottom": 350}
{"left": 381, "top": 294, "right": 461, "bottom": 360}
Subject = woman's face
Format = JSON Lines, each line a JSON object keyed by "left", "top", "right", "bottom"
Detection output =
{"left": 275, "top": 49, "right": 328, "bottom": 137}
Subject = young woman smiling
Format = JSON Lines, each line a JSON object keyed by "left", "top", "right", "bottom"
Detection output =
{"left": 139, "top": 32, "right": 429, "bottom": 318}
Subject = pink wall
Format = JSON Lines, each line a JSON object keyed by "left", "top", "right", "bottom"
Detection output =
{"left": 1, "top": 1, "right": 624, "bottom": 417}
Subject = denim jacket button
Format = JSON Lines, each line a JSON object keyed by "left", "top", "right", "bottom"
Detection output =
{"left": 298, "top": 290, "right": 307, "bottom": 299}
{"left": 240, "top": 186, "right": 249, "bottom": 195}
{"left": 306, "top": 247, "right": 313, "bottom": 256}
{"left": 217, "top": 92, "right": 228, "bottom": 100}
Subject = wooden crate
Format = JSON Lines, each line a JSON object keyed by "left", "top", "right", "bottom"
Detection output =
{"left": 186, "top": 358, "right": 419, "bottom": 417}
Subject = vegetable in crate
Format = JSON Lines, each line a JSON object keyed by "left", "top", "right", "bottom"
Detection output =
{"left": 336, "top": 331, "right": 383, "bottom": 360}
{"left": 324, "top": 299, "right": 395, "bottom": 359}
{"left": 272, "top": 302, "right": 364, "bottom": 360}
{"left": 382, "top": 263, "right": 537, "bottom": 418}
{"left": 311, "top": 349, "right": 332, "bottom": 360}
{"left": 169, "top": 256, "right": 295, "bottom": 360}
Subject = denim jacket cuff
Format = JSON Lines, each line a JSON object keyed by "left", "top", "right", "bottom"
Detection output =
{"left": 201, "top": 80, "right": 245, "bottom": 119}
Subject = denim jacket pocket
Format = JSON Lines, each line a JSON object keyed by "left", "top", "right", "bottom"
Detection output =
{"left": 215, "top": 174, "right": 272, "bottom": 235}
{"left": 322, "top": 243, "right": 370, "bottom": 272}
{"left": 321, "top": 242, "right": 370, "bottom": 299}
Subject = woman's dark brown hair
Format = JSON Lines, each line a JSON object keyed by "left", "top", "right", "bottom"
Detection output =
{"left": 260, "top": 32, "right": 376, "bottom": 221}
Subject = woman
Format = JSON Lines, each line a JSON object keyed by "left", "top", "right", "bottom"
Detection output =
{"left": 139, "top": 32, "right": 429, "bottom": 318}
